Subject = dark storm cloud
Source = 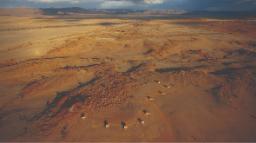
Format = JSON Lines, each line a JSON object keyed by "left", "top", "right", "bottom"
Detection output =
{"left": 171, "top": 0, "right": 256, "bottom": 11}
{"left": 0, "top": 0, "right": 256, "bottom": 10}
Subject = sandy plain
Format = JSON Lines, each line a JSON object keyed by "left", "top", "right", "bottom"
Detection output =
{"left": 0, "top": 15, "right": 256, "bottom": 141}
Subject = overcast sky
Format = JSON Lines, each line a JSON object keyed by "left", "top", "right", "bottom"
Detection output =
{"left": 1, "top": 0, "right": 256, "bottom": 11}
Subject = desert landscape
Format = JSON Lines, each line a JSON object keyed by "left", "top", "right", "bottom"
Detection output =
{"left": 0, "top": 7, "right": 256, "bottom": 142}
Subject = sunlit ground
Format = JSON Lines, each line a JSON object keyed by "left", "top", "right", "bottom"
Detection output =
{"left": 0, "top": 15, "right": 256, "bottom": 141}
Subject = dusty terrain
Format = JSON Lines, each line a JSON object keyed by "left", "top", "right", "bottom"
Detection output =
{"left": 0, "top": 14, "right": 256, "bottom": 142}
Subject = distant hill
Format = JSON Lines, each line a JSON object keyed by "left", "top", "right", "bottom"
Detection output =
{"left": 41, "top": 7, "right": 187, "bottom": 15}
{"left": 184, "top": 11, "right": 256, "bottom": 19}
{"left": 41, "top": 7, "right": 144, "bottom": 15}
{"left": 0, "top": 8, "right": 43, "bottom": 16}
{"left": 0, "top": 7, "right": 255, "bottom": 19}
